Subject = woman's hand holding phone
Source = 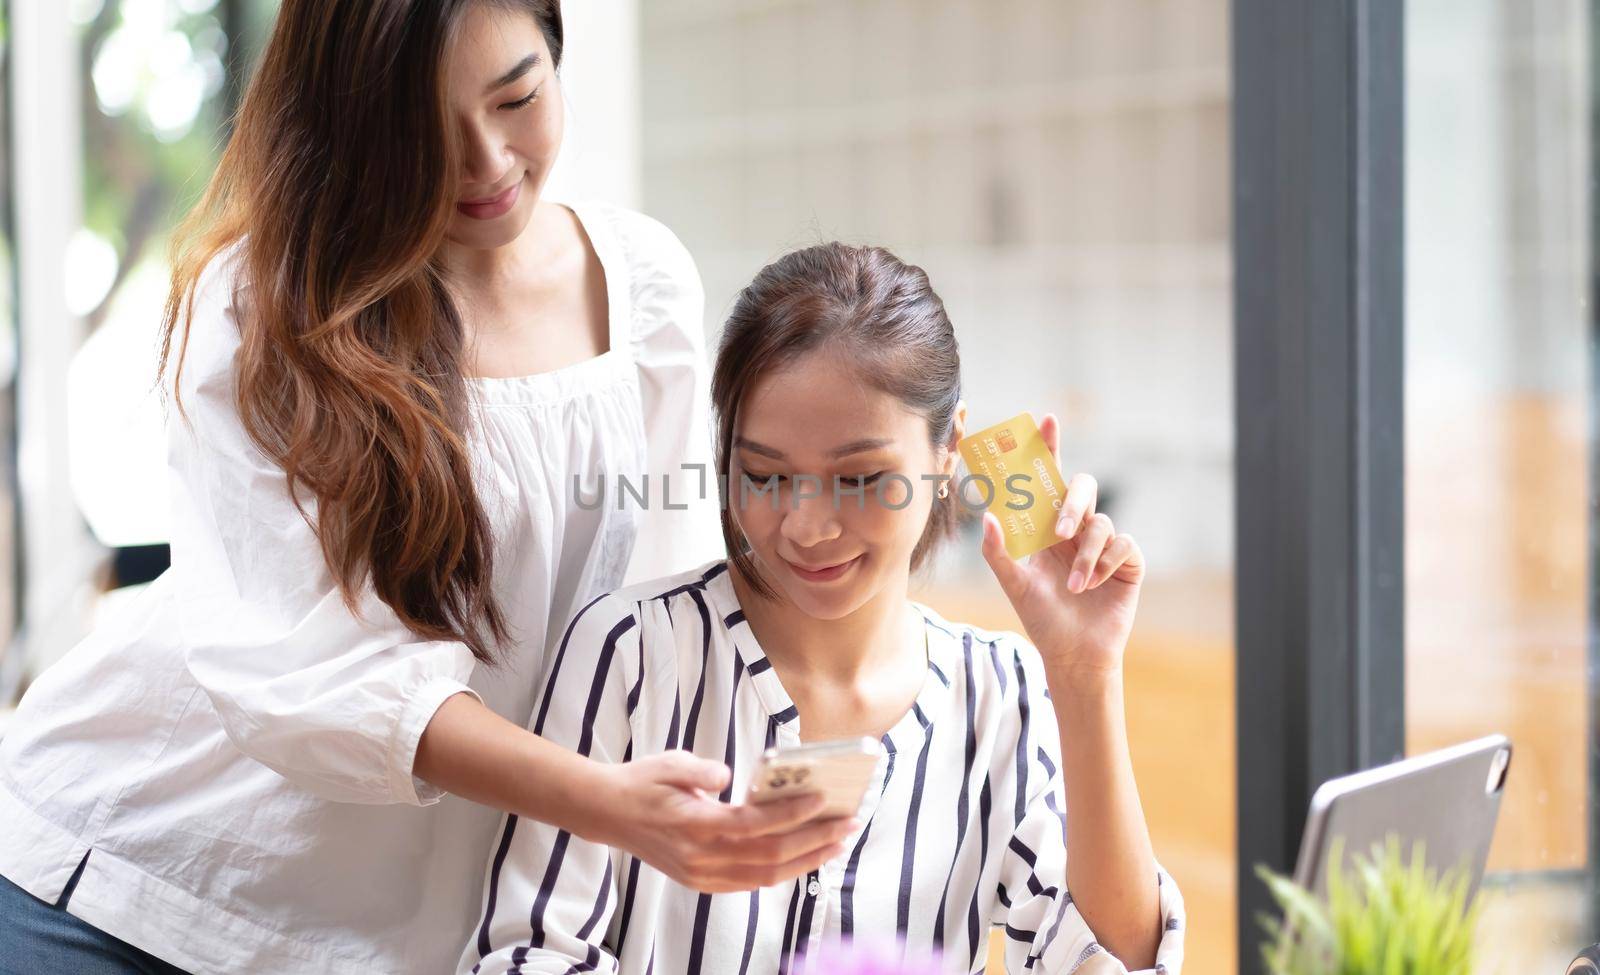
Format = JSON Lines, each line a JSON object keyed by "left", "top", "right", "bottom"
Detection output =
{"left": 593, "top": 750, "right": 854, "bottom": 893}
{"left": 976, "top": 412, "right": 1144, "bottom": 689}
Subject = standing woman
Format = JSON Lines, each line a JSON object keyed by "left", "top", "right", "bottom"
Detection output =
{"left": 0, "top": 3, "right": 853, "bottom": 974}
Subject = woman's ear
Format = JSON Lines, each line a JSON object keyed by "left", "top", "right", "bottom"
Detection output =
{"left": 941, "top": 399, "right": 968, "bottom": 478}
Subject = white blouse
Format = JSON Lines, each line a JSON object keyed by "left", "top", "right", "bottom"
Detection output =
{"left": 460, "top": 560, "right": 1186, "bottom": 975}
{"left": 0, "top": 201, "right": 725, "bottom": 975}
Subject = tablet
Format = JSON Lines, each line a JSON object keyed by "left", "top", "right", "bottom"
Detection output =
{"left": 1292, "top": 734, "right": 1511, "bottom": 902}
{"left": 1569, "top": 945, "right": 1600, "bottom": 975}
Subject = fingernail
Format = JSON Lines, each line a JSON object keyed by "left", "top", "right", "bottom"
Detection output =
{"left": 1068, "top": 570, "right": 1085, "bottom": 592}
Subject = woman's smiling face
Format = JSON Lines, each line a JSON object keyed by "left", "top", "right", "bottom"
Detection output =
{"left": 442, "top": 4, "right": 564, "bottom": 250}
{"left": 731, "top": 351, "right": 964, "bottom": 620}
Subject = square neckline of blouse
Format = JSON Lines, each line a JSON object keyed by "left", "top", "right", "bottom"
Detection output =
{"left": 462, "top": 199, "right": 628, "bottom": 393}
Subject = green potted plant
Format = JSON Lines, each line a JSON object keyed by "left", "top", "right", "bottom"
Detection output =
{"left": 1256, "top": 835, "right": 1486, "bottom": 975}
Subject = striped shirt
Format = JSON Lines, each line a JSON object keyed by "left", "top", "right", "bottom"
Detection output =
{"left": 459, "top": 560, "right": 1186, "bottom": 975}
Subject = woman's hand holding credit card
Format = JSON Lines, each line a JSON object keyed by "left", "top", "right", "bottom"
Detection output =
{"left": 958, "top": 412, "right": 1144, "bottom": 683}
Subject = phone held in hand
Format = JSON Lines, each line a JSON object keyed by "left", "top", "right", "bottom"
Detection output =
{"left": 742, "top": 736, "right": 880, "bottom": 820}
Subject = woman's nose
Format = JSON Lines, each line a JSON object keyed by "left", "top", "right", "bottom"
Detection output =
{"left": 780, "top": 482, "right": 843, "bottom": 548}
{"left": 459, "top": 124, "right": 513, "bottom": 188}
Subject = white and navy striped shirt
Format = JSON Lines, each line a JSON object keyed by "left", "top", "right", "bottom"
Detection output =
{"left": 459, "top": 560, "right": 1185, "bottom": 975}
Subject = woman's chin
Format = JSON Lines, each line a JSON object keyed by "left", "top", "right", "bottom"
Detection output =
{"left": 774, "top": 561, "right": 877, "bottom": 621}
{"left": 445, "top": 216, "right": 530, "bottom": 251}
{"left": 787, "top": 593, "right": 858, "bottom": 622}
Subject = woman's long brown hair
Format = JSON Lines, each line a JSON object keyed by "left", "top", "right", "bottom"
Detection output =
{"left": 160, "top": 0, "right": 563, "bottom": 665}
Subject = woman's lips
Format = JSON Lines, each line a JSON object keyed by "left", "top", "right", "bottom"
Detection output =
{"left": 457, "top": 179, "right": 521, "bottom": 220}
{"left": 784, "top": 554, "right": 861, "bottom": 583}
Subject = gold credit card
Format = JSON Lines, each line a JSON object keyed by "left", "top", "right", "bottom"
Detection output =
{"left": 957, "top": 412, "right": 1067, "bottom": 560}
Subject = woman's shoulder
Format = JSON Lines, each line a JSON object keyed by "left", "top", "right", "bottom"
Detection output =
{"left": 549, "top": 563, "right": 727, "bottom": 694}
{"left": 570, "top": 200, "right": 700, "bottom": 294}
{"left": 573, "top": 199, "right": 691, "bottom": 256}
{"left": 611, "top": 559, "right": 729, "bottom": 613}
{"left": 169, "top": 239, "right": 251, "bottom": 399}
{"left": 566, "top": 559, "right": 728, "bottom": 634}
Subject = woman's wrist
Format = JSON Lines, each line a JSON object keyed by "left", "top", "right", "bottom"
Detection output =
{"left": 536, "top": 749, "right": 627, "bottom": 847}
{"left": 574, "top": 760, "right": 629, "bottom": 849}
{"left": 1039, "top": 651, "right": 1125, "bottom": 705}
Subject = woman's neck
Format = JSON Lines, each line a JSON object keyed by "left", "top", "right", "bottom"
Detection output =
{"left": 729, "top": 560, "right": 921, "bottom": 687}
{"left": 438, "top": 201, "right": 561, "bottom": 295}
{"left": 439, "top": 237, "right": 523, "bottom": 292}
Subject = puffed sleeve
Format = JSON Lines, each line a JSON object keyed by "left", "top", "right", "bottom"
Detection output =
{"left": 166, "top": 247, "right": 482, "bottom": 806}
{"left": 995, "top": 649, "right": 1186, "bottom": 974}
{"left": 613, "top": 208, "right": 726, "bottom": 586}
{"left": 459, "top": 593, "right": 636, "bottom": 975}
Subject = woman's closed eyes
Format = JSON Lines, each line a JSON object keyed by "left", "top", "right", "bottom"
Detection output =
{"left": 741, "top": 471, "right": 887, "bottom": 489}
{"left": 838, "top": 472, "right": 885, "bottom": 489}
{"left": 498, "top": 85, "right": 542, "bottom": 112}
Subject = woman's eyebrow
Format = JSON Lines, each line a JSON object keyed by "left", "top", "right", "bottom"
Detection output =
{"left": 733, "top": 437, "right": 784, "bottom": 460}
{"left": 828, "top": 437, "right": 894, "bottom": 458}
{"left": 734, "top": 436, "right": 893, "bottom": 459}
{"left": 486, "top": 53, "right": 542, "bottom": 93}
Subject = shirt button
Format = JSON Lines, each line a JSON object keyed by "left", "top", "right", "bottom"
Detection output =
{"left": 806, "top": 878, "right": 821, "bottom": 898}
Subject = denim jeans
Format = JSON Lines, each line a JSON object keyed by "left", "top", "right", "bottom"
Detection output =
{"left": 0, "top": 856, "right": 191, "bottom": 975}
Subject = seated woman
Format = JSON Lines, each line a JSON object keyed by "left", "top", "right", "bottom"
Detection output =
{"left": 459, "top": 244, "right": 1185, "bottom": 975}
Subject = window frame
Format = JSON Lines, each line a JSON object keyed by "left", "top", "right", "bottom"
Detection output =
{"left": 1231, "top": 0, "right": 1406, "bottom": 969}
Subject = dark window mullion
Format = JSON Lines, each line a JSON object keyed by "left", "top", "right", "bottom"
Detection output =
{"left": 1232, "top": 0, "right": 1405, "bottom": 970}
{"left": 1586, "top": 0, "right": 1600, "bottom": 940}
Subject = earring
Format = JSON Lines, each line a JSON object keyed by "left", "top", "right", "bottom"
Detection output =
{"left": 937, "top": 483, "right": 950, "bottom": 500}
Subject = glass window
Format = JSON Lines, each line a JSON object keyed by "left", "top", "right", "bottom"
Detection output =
{"left": 75, "top": 0, "right": 234, "bottom": 325}
{"left": 68, "top": 0, "right": 274, "bottom": 562}
{"left": 1406, "top": 0, "right": 1594, "bottom": 969}
{"left": 640, "top": 0, "right": 1236, "bottom": 969}
{"left": 0, "top": 0, "right": 18, "bottom": 656}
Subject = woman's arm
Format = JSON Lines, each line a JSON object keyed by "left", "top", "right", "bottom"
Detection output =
{"left": 416, "top": 692, "right": 630, "bottom": 850}
{"left": 445, "top": 596, "right": 638, "bottom": 975}
{"left": 449, "top": 593, "right": 858, "bottom": 973}
{"left": 991, "top": 648, "right": 1183, "bottom": 973}
{"left": 977, "top": 413, "right": 1167, "bottom": 969}
{"left": 1043, "top": 668, "right": 1160, "bottom": 968}
{"left": 417, "top": 594, "right": 855, "bottom": 898}
{"left": 169, "top": 250, "right": 490, "bottom": 807}
{"left": 415, "top": 693, "right": 853, "bottom": 893}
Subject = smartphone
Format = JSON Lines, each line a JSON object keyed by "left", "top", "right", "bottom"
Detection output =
{"left": 743, "top": 736, "right": 880, "bottom": 819}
